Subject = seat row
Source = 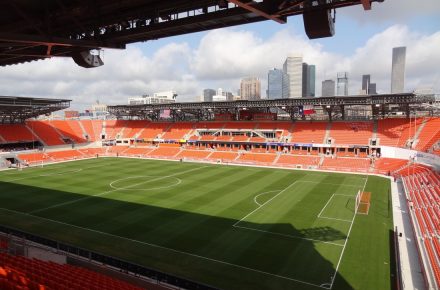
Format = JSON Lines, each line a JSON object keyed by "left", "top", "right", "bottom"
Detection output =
{"left": 0, "top": 252, "right": 143, "bottom": 290}
{"left": 1, "top": 118, "right": 439, "bottom": 149}
{"left": 399, "top": 165, "right": 440, "bottom": 288}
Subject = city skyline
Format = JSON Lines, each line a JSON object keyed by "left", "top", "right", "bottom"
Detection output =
{"left": 0, "top": 0, "right": 438, "bottom": 109}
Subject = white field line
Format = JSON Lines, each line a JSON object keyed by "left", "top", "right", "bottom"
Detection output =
{"left": 253, "top": 190, "right": 281, "bottom": 206}
{"left": 29, "top": 166, "right": 208, "bottom": 214}
{"left": 317, "top": 194, "right": 335, "bottom": 218}
{"left": 2, "top": 162, "right": 114, "bottom": 183}
{"left": 232, "top": 180, "right": 298, "bottom": 227}
{"left": 328, "top": 176, "right": 369, "bottom": 289}
{"left": 317, "top": 216, "right": 352, "bottom": 223}
{"left": 0, "top": 207, "right": 329, "bottom": 289}
{"left": 317, "top": 194, "right": 355, "bottom": 223}
{"left": 233, "top": 225, "right": 344, "bottom": 247}
{"left": 299, "top": 180, "right": 363, "bottom": 187}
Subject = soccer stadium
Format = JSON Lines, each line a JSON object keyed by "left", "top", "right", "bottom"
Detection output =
{"left": 0, "top": 1, "right": 439, "bottom": 290}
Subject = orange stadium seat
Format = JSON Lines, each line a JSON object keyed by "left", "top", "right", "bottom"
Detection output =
{"left": 138, "top": 122, "right": 170, "bottom": 139}
{"left": 329, "top": 122, "right": 373, "bottom": 145}
{"left": 123, "top": 147, "right": 154, "bottom": 156}
{"left": 77, "top": 148, "right": 106, "bottom": 157}
{"left": 27, "top": 121, "right": 65, "bottom": 146}
{"left": 321, "top": 157, "right": 370, "bottom": 172}
{"left": 176, "top": 150, "right": 211, "bottom": 159}
{"left": 415, "top": 118, "right": 440, "bottom": 151}
{"left": 106, "top": 146, "right": 129, "bottom": 154}
{"left": 223, "top": 122, "right": 256, "bottom": 130}
{"left": 50, "top": 120, "right": 87, "bottom": 143}
{"left": 80, "top": 120, "right": 99, "bottom": 141}
{"left": 46, "top": 150, "right": 83, "bottom": 161}
{"left": 0, "top": 253, "right": 143, "bottom": 290}
{"left": 120, "top": 120, "right": 150, "bottom": 139}
{"left": 276, "top": 155, "right": 320, "bottom": 167}
{"left": 162, "top": 122, "right": 193, "bottom": 140}
{"left": 17, "top": 152, "right": 48, "bottom": 164}
{"left": 0, "top": 124, "right": 36, "bottom": 143}
{"left": 209, "top": 151, "right": 238, "bottom": 161}
{"left": 373, "top": 158, "right": 408, "bottom": 174}
{"left": 291, "top": 122, "right": 327, "bottom": 144}
{"left": 376, "top": 118, "right": 410, "bottom": 147}
{"left": 148, "top": 146, "right": 181, "bottom": 158}
{"left": 399, "top": 165, "right": 440, "bottom": 288}
{"left": 104, "top": 120, "right": 128, "bottom": 140}
{"left": 238, "top": 153, "right": 276, "bottom": 164}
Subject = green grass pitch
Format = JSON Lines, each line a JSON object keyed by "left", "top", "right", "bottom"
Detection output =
{"left": 0, "top": 158, "right": 394, "bottom": 290}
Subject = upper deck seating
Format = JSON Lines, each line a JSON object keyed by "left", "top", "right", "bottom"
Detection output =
{"left": 27, "top": 121, "right": 64, "bottom": 146}
{"left": 0, "top": 124, "right": 36, "bottom": 143}
{"left": 330, "top": 122, "right": 373, "bottom": 145}
{"left": 377, "top": 119, "right": 410, "bottom": 147}
{"left": 415, "top": 118, "right": 440, "bottom": 151}
{"left": 50, "top": 120, "right": 86, "bottom": 143}
{"left": 121, "top": 120, "right": 149, "bottom": 139}
{"left": 291, "top": 122, "right": 327, "bottom": 144}
{"left": 162, "top": 122, "right": 193, "bottom": 140}
{"left": 138, "top": 122, "right": 170, "bottom": 139}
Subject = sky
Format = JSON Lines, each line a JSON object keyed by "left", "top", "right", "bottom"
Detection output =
{"left": 0, "top": 0, "right": 439, "bottom": 110}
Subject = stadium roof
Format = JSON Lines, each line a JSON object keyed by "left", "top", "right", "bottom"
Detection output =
{"left": 0, "top": 96, "right": 70, "bottom": 123}
{"left": 108, "top": 93, "right": 436, "bottom": 121}
{"left": 0, "top": 0, "right": 384, "bottom": 67}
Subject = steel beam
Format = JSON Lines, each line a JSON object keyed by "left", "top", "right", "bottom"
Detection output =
{"left": 227, "top": 0, "right": 286, "bottom": 23}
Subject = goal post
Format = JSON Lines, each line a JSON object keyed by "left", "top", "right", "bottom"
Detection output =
{"left": 355, "top": 190, "right": 371, "bottom": 215}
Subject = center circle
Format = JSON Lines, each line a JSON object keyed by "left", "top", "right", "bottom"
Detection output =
{"left": 109, "top": 175, "right": 181, "bottom": 191}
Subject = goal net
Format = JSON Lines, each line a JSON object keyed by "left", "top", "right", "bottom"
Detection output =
{"left": 355, "top": 190, "right": 371, "bottom": 215}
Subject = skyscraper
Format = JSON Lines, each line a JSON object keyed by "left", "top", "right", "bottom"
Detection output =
{"left": 391, "top": 46, "right": 406, "bottom": 93}
{"left": 322, "top": 80, "right": 335, "bottom": 97}
{"left": 283, "top": 54, "right": 303, "bottom": 98}
{"left": 336, "top": 72, "right": 349, "bottom": 96}
{"left": 302, "top": 63, "right": 316, "bottom": 97}
{"left": 362, "top": 75, "right": 370, "bottom": 94}
{"left": 267, "top": 68, "right": 287, "bottom": 99}
{"left": 240, "top": 77, "right": 261, "bottom": 100}
{"left": 203, "top": 89, "right": 216, "bottom": 102}
{"left": 368, "top": 83, "right": 377, "bottom": 95}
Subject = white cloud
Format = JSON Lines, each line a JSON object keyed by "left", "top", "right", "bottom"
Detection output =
{"left": 0, "top": 23, "right": 438, "bottom": 109}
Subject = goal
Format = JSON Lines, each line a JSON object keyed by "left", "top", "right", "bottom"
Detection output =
{"left": 355, "top": 190, "right": 371, "bottom": 215}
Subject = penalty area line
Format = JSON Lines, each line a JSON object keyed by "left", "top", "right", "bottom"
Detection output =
{"left": 328, "top": 175, "right": 369, "bottom": 289}
{"left": 0, "top": 207, "right": 329, "bottom": 289}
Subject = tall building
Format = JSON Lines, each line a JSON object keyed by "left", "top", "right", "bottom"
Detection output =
{"left": 368, "top": 83, "right": 377, "bottom": 95}
{"left": 213, "top": 88, "right": 233, "bottom": 102}
{"left": 391, "top": 46, "right": 406, "bottom": 93}
{"left": 283, "top": 54, "right": 303, "bottom": 98}
{"left": 302, "top": 63, "right": 316, "bottom": 97}
{"left": 240, "top": 77, "right": 261, "bottom": 100}
{"left": 322, "top": 80, "right": 335, "bottom": 97}
{"left": 362, "top": 75, "right": 370, "bottom": 94}
{"left": 267, "top": 68, "right": 287, "bottom": 99}
{"left": 203, "top": 89, "right": 216, "bottom": 102}
{"left": 336, "top": 72, "right": 349, "bottom": 96}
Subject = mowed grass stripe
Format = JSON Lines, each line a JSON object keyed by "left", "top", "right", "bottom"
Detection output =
{"left": 0, "top": 158, "right": 393, "bottom": 290}
{"left": 30, "top": 164, "right": 208, "bottom": 215}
